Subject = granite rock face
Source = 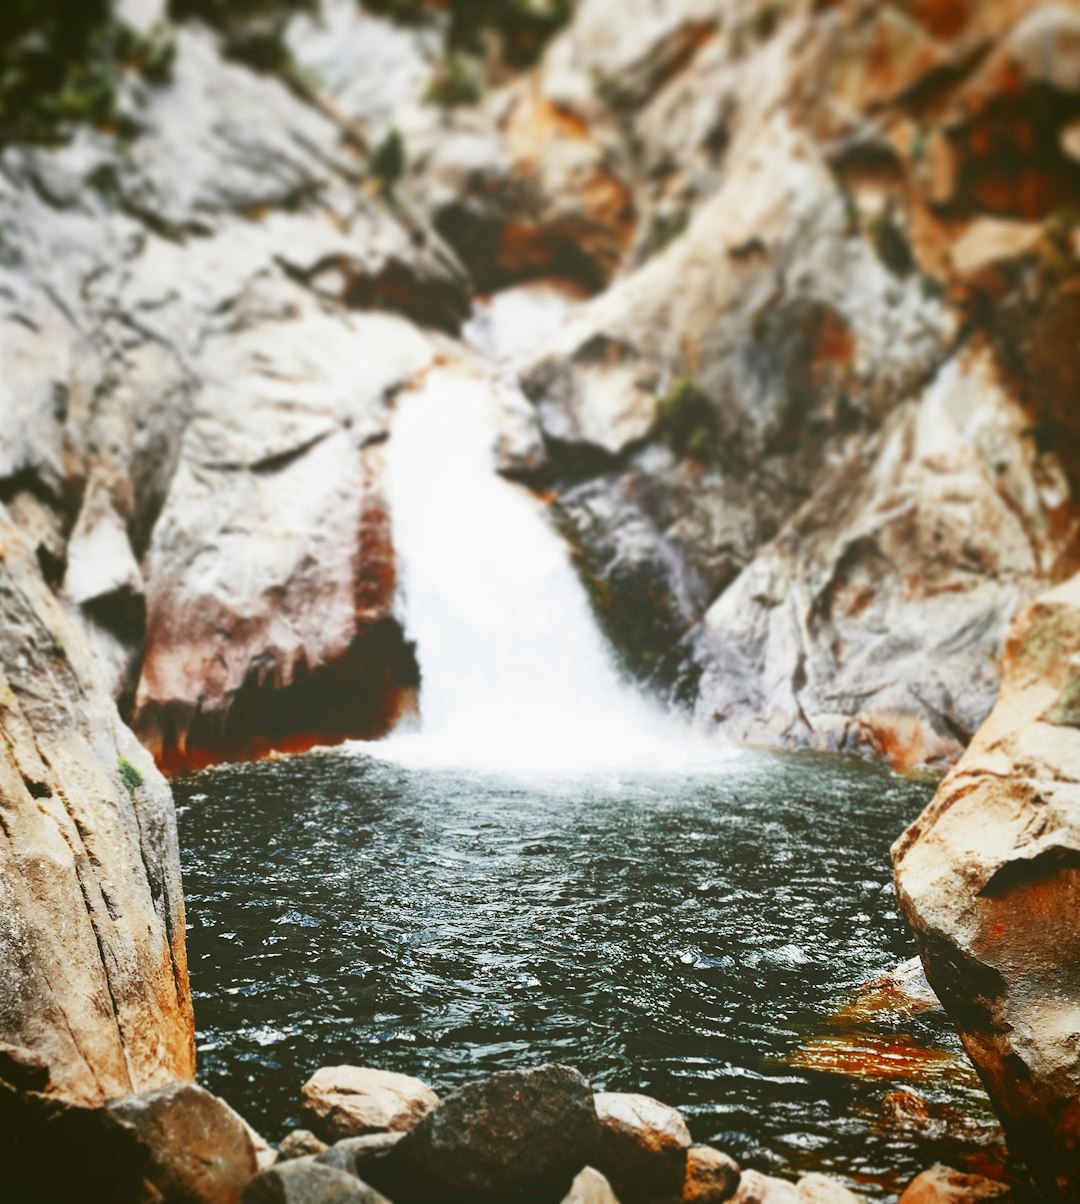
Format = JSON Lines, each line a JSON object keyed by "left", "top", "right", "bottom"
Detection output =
{"left": 894, "top": 574, "right": 1080, "bottom": 1200}
{"left": 494, "top": 0, "right": 1080, "bottom": 768}
{"left": 0, "top": 509, "right": 194, "bottom": 1106}
{"left": 0, "top": 13, "right": 468, "bottom": 772}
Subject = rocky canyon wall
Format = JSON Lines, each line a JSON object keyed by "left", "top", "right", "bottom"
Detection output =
{"left": 2, "top": 4, "right": 1080, "bottom": 1185}
{"left": 0, "top": 508, "right": 193, "bottom": 1104}
{"left": 4, "top": 0, "right": 1079, "bottom": 776}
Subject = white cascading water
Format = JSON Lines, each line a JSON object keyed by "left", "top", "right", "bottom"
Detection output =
{"left": 368, "top": 367, "right": 719, "bottom": 774}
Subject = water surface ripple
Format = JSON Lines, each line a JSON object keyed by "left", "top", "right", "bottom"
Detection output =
{"left": 177, "top": 750, "right": 1000, "bottom": 1199}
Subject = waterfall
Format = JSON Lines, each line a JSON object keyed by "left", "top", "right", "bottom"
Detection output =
{"left": 367, "top": 367, "right": 713, "bottom": 773}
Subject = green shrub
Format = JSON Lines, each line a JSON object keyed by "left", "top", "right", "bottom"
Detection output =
{"left": 657, "top": 377, "right": 716, "bottom": 462}
{"left": 425, "top": 53, "right": 483, "bottom": 108}
{"left": 370, "top": 128, "right": 406, "bottom": 191}
{"left": 0, "top": 3, "right": 176, "bottom": 145}
{"left": 117, "top": 755, "right": 144, "bottom": 795}
{"left": 368, "top": 0, "right": 573, "bottom": 68}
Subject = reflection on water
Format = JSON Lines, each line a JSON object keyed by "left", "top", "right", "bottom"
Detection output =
{"left": 177, "top": 750, "right": 1004, "bottom": 1200}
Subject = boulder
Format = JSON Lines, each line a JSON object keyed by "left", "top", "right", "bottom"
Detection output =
{"left": 373, "top": 1063, "right": 600, "bottom": 1202}
{"left": 592, "top": 1091, "right": 692, "bottom": 1204}
{"left": 315, "top": 1132, "right": 404, "bottom": 1177}
{"left": 561, "top": 1167, "right": 621, "bottom": 1204}
{"left": 243, "top": 1157, "right": 391, "bottom": 1204}
{"left": 730, "top": 1171, "right": 801, "bottom": 1204}
{"left": 894, "top": 574, "right": 1080, "bottom": 1200}
{"left": 896, "top": 1164, "right": 1011, "bottom": 1203}
{"left": 796, "top": 1174, "right": 864, "bottom": 1203}
{"left": 279, "top": 1131, "right": 329, "bottom": 1163}
{"left": 301, "top": 1066, "right": 439, "bottom": 1142}
{"left": 683, "top": 1145, "right": 741, "bottom": 1203}
{"left": 836, "top": 957, "right": 941, "bottom": 1024}
{"left": 0, "top": 1083, "right": 148, "bottom": 1203}
{"left": 131, "top": 304, "right": 434, "bottom": 773}
{"left": 879, "top": 1090, "right": 938, "bottom": 1135}
{"left": 1, "top": 1075, "right": 258, "bottom": 1204}
{"left": 106, "top": 1081, "right": 258, "bottom": 1204}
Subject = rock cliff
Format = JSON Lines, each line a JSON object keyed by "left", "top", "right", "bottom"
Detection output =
{"left": 0, "top": 508, "right": 193, "bottom": 1104}
{"left": 4, "top": 0, "right": 1078, "bottom": 773}
{"left": 894, "top": 573, "right": 1080, "bottom": 1200}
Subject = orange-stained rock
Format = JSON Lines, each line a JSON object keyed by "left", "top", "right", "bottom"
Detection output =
{"left": 0, "top": 510, "right": 194, "bottom": 1106}
{"left": 684, "top": 1145, "right": 741, "bottom": 1203}
{"left": 592, "top": 1091, "right": 692, "bottom": 1204}
{"left": 950, "top": 218, "right": 1045, "bottom": 287}
{"left": 897, "top": 1163, "right": 1011, "bottom": 1203}
{"left": 894, "top": 574, "right": 1080, "bottom": 1200}
{"left": 132, "top": 307, "right": 434, "bottom": 774}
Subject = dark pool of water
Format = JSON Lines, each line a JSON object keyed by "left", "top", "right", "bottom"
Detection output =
{"left": 176, "top": 749, "right": 1004, "bottom": 1200}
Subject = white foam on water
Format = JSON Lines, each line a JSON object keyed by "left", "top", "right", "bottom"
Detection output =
{"left": 360, "top": 366, "right": 734, "bottom": 775}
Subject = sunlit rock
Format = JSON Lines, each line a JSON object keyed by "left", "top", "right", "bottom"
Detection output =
{"left": 561, "top": 1166, "right": 621, "bottom": 1204}
{"left": 683, "top": 1144, "right": 741, "bottom": 1203}
{"left": 796, "top": 1173, "right": 864, "bottom": 1203}
{"left": 730, "top": 1169, "right": 801, "bottom": 1203}
{"left": 301, "top": 1066, "right": 439, "bottom": 1143}
{"left": 894, "top": 574, "right": 1080, "bottom": 1199}
{"left": 107, "top": 1081, "right": 258, "bottom": 1204}
{"left": 896, "top": 1163, "right": 1011, "bottom": 1203}
{"left": 0, "top": 510, "right": 194, "bottom": 1108}
{"left": 592, "top": 1091, "right": 692, "bottom": 1204}
{"left": 279, "top": 1130, "right": 329, "bottom": 1163}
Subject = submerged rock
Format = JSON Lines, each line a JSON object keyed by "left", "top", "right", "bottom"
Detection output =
{"left": 835, "top": 956, "right": 942, "bottom": 1024}
{"left": 301, "top": 1066, "right": 439, "bottom": 1143}
{"left": 374, "top": 1063, "right": 600, "bottom": 1202}
{"left": 592, "top": 1091, "right": 692, "bottom": 1204}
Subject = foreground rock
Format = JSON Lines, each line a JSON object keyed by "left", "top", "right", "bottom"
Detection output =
{"left": 0, "top": 509, "right": 194, "bottom": 1107}
{"left": 280, "top": 1130, "right": 329, "bottom": 1162}
{"left": 107, "top": 1081, "right": 258, "bottom": 1204}
{"left": 0, "top": 1076, "right": 253, "bottom": 1203}
{"left": 316, "top": 1131, "right": 404, "bottom": 1178}
{"left": 301, "top": 1066, "right": 439, "bottom": 1143}
{"left": 561, "top": 1167, "right": 621, "bottom": 1204}
{"left": 244, "top": 1157, "right": 390, "bottom": 1204}
{"left": 894, "top": 574, "right": 1080, "bottom": 1200}
{"left": 371, "top": 1063, "right": 600, "bottom": 1202}
{"left": 683, "top": 1145, "right": 741, "bottom": 1203}
{"left": 897, "top": 1164, "right": 1011, "bottom": 1203}
{"left": 796, "top": 1174, "right": 863, "bottom": 1203}
{"left": 592, "top": 1091, "right": 692, "bottom": 1204}
{"left": 730, "top": 1170, "right": 801, "bottom": 1203}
